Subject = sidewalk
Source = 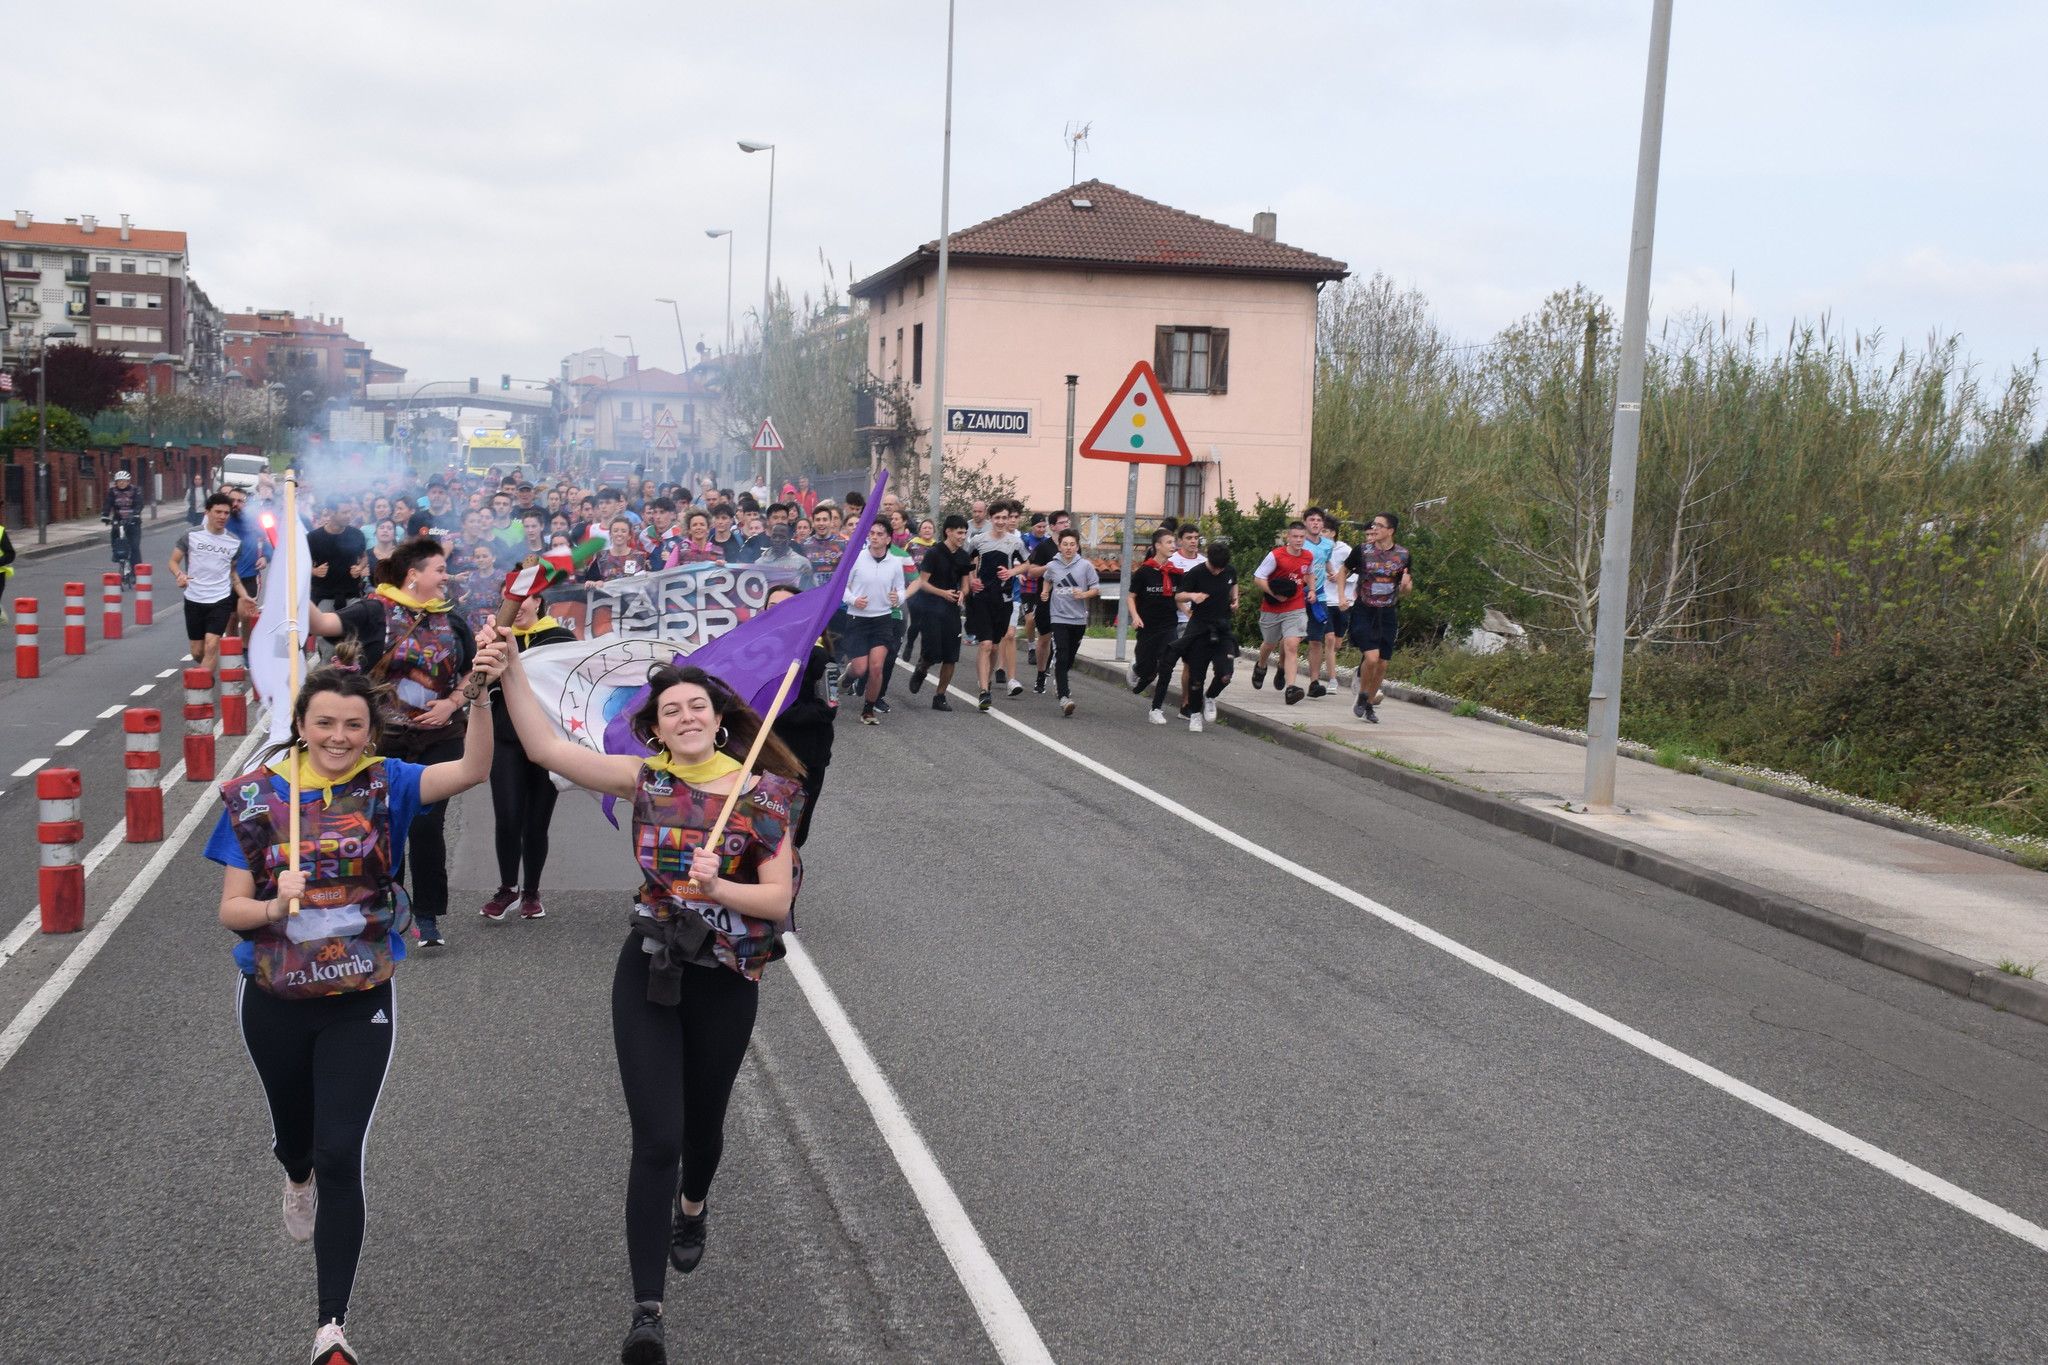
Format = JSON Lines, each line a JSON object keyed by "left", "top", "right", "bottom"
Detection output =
{"left": 10, "top": 507, "right": 172, "bottom": 560}
{"left": 1074, "top": 637, "right": 2048, "bottom": 1023}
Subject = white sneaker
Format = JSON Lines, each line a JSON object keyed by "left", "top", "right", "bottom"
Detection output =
{"left": 310, "top": 1319, "right": 357, "bottom": 1364}
{"left": 1202, "top": 697, "right": 1218, "bottom": 723}
{"left": 1007, "top": 678, "right": 1024, "bottom": 696}
{"left": 1188, "top": 713, "right": 1204, "bottom": 733}
{"left": 283, "top": 1174, "right": 318, "bottom": 1243}
{"left": 1124, "top": 662, "right": 1139, "bottom": 688}
{"left": 1148, "top": 708, "right": 1166, "bottom": 725}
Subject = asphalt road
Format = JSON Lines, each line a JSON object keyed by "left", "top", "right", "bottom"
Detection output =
{"left": 1, "top": 657, "right": 2044, "bottom": 1363}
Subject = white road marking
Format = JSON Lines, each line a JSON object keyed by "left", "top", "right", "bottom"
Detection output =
{"left": 55, "top": 729, "right": 89, "bottom": 747}
{"left": 11, "top": 759, "right": 46, "bottom": 778}
{"left": 155, "top": 668, "right": 178, "bottom": 679}
{"left": 784, "top": 939, "right": 1053, "bottom": 1364}
{"left": 130, "top": 685, "right": 152, "bottom": 696}
{"left": 0, "top": 725, "right": 264, "bottom": 1073}
{"left": 97, "top": 705, "right": 125, "bottom": 719}
{"left": 958, "top": 689, "right": 2048, "bottom": 1256}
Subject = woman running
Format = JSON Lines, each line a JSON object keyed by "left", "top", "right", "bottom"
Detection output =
{"left": 206, "top": 644, "right": 507, "bottom": 1365}
{"left": 496, "top": 652, "right": 806, "bottom": 1365}
{"left": 480, "top": 593, "right": 577, "bottom": 922}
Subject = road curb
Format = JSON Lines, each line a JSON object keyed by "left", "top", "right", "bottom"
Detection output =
{"left": 1073, "top": 653, "right": 2048, "bottom": 1028}
{"left": 10, "top": 508, "right": 174, "bottom": 563}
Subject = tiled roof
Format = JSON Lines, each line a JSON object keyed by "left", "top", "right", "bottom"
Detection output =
{"left": 593, "top": 366, "right": 710, "bottom": 395}
{"left": 0, "top": 220, "right": 188, "bottom": 255}
{"left": 852, "top": 180, "right": 1346, "bottom": 295}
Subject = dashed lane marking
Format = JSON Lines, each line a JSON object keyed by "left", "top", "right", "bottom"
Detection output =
{"left": 11, "top": 759, "right": 46, "bottom": 778}
{"left": 954, "top": 687, "right": 2048, "bottom": 1257}
{"left": 155, "top": 668, "right": 178, "bottom": 679}
{"left": 55, "top": 730, "right": 89, "bottom": 747}
{"left": 97, "top": 706, "right": 124, "bottom": 719}
{"left": 130, "top": 685, "right": 152, "bottom": 696}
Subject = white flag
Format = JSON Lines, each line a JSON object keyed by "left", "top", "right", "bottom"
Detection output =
{"left": 249, "top": 509, "right": 314, "bottom": 743}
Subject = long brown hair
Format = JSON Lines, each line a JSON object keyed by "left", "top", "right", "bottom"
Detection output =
{"left": 255, "top": 664, "right": 392, "bottom": 768}
{"left": 630, "top": 663, "right": 805, "bottom": 781}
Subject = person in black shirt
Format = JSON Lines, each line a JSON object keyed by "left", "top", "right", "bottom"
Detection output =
{"left": 1022, "top": 510, "right": 1071, "bottom": 694}
{"left": 406, "top": 482, "right": 460, "bottom": 544}
{"left": 1155, "top": 539, "right": 1239, "bottom": 733}
{"left": 764, "top": 583, "right": 836, "bottom": 844}
{"left": 480, "top": 593, "right": 577, "bottom": 923}
{"left": 1124, "top": 529, "right": 1180, "bottom": 708}
{"left": 306, "top": 499, "right": 369, "bottom": 609}
{"left": 907, "top": 515, "right": 971, "bottom": 709}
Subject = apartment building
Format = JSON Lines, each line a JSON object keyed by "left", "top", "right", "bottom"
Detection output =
{"left": 224, "top": 310, "right": 379, "bottom": 398}
{"left": 2, "top": 211, "right": 210, "bottom": 378}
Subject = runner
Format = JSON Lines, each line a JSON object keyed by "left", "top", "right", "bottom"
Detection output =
{"left": 480, "top": 594, "right": 578, "bottom": 923}
{"left": 494, "top": 655, "right": 805, "bottom": 1365}
{"left": 908, "top": 515, "right": 970, "bottom": 710}
{"left": 1043, "top": 528, "right": 1100, "bottom": 717}
{"left": 1023, "top": 510, "right": 1073, "bottom": 694}
{"left": 307, "top": 539, "right": 479, "bottom": 949}
{"left": 964, "top": 500, "right": 1027, "bottom": 711}
{"left": 1160, "top": 537, "right": 1240, "bottom": 732}
{"left": 1252, "top": 520, "right": 1314, "bottom": 705}
{"left": 1339, "top": 511, "right": 1413, "bottom": 724}
{"left": 763, "top": 582, "right": 836, "bottom": 843}
{"left": 169, "top": 492, "right": 252, "bottom": 673}
{"left": 1166, "top": 524, "right": 1207, "bottom": 713}
{"left": 206, "top": 644, "right": 507, "bottom": 1365}
{"left": 1300, "top": 507, "right": 1348, "bottom": 698}
{"left": 307, "top": 499, "right": 369, "bottom": 615}
{"left": 839, "top": 522, "right": 901, "bottom": 724}
{"left": 1123, "top": 529, "right": 1180, "bottom": 705}
{"left": 0, "top": 515, "right": 13, "bottom": 625}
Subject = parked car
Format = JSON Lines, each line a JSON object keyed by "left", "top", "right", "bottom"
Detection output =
{"left": 217, "top": 453, "right": 269, "bottom": 493}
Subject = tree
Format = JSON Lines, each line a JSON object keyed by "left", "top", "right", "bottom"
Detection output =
{"left": 0, "top": 404, "right": 93, "bottom": 451}
{"left": 719, "top": 271, "right": 869, "bottom": 478}
{"left": 17, "top": 343, "right": 134, "bottom": 417}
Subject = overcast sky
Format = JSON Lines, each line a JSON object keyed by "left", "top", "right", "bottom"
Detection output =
{"left": 13, "top": 1, "right": 2043, "bottom": 396}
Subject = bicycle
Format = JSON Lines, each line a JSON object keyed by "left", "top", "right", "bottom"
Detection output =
{"left": 104, "top": 515, "right": 141, "bottom": 589}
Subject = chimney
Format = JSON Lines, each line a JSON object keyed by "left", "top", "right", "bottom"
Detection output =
{"left": 12, "top": 210, "right": 28, "bottom": 229}
{"left": 119, "top": 213, "right": 132, "bottom": 241}
{"left": 625, "top": 355, "right": 639, "bottom": 375}
{"left": 1252, "top": 211, "right": 1277, "bottom": 241}
{"left": 81, "top": 214, "right": 97, "bottom": 233}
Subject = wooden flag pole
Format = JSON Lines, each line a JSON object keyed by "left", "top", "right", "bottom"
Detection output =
{"left": 685, "top": 657, "right": 804, "bottom": 893}
{"left": 283, "top": 470, "right": 303, "bottom": 917}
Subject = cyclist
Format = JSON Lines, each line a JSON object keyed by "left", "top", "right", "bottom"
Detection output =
{"left": 103, "top": 469, "right": 146, "bottom": 586}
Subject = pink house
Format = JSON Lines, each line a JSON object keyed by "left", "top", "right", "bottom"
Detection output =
{"left": 851, "top": 179, "right": 1347, "bottom": 523}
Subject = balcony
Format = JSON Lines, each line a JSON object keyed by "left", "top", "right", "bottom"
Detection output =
{"left": 66, "top": 302, "right": 90, "bottom": 319}
{"left": 63, "top": 264, "right": 90, "bottom": 284}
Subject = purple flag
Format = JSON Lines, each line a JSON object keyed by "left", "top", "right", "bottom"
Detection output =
{"left": 601, "top": 470, "right": 887, "bottom": 762}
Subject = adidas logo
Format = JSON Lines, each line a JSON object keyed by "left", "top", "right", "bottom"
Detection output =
{"left": 370, "top": 1009, "right": 389, "bottom": 1025}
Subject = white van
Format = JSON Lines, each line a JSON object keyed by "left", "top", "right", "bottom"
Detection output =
{"left": 218, "top": 453, "right": 269, "bottom": 493}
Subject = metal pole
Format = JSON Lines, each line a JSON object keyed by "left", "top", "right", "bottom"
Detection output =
{"left": 762, "top": 147, "right": 776, "bottom": 342}
{"left": 1063, "top": 374, "right": 1078, "bottom": 513}
{"left": 35, "top": 339, "right": 50, "bottom": 545}
{"left": 724, "top": 232, "right": 734, "bottom": 355}
{"left": 1584, "top": 0, "right": 1674, "bottom": 809}
{"left": 1113, "top": 462, "right": 1138, "bottom": 660}
{"left": 667, "top": 300, "right": 687, "bottom": 370}
{"left": 926, "top": 0, "right": 956, "bottom": 527}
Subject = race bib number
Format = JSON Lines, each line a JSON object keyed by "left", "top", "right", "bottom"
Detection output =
{"left": 1369, "top": 580, "right": 1396, "bottom": 600}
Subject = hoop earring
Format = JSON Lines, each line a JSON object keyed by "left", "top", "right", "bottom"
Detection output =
{"left": 714, "top": 726, "right": 730, "bottom": 749}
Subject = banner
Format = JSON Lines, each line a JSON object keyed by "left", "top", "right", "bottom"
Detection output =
{"left": 538, "top": 557, "right": 810, "bottom": 645}
{"left": 250, "top": 510, "right": 314, "bottom": 743}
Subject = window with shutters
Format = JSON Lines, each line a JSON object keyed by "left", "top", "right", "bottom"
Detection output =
{"left": 912, "top": 323, "right": 924, "bottom": 385}
{"left": 1154, "top": 326, "right": 1229, "bottom": 395}
{"left": 1164, "top": 462, "right": 1207, "bottom": 519}
{"left": 895, "top": 327, "right": 904, "bottom": 376}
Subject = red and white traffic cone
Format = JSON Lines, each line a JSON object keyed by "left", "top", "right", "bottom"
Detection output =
{"left": 63, "top": 581, "right": 86, "bottom": 655}
{"left": 218, "top": 636, "right": 248, "bottom": 737}
{"left": 101, "top": 572, "right": 123, "bottom": 641}
{"left": 12, "top": 597, "right": 37, "bottom": 679}
{"left": 134, "top": 564, "right": 154, "bottom": 627}
{"left": 124, "top": 708, "right": 164, "bottom": 843}
{"left": 183, "top": 668, "right": 216, "bottom": 782}
{"left": 37, "top": 768, "right": 85, "bottom": 934}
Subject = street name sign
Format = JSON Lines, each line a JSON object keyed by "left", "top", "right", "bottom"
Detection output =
{"left": 946, "top": 405, "right": 1032, "bottom": 437}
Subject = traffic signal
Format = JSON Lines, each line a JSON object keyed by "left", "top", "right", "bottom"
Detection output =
{"left": 500, "top": 374, "right": 511, "bottom": 390}
{"left": 469, "top": 377, "right": 479, "bottom": 394}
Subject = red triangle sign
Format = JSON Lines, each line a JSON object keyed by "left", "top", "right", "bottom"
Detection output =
{"left": 751, "top": 417, "right": 784, "bottom": 451}
{"left": 1078, "top": 361, "right": 1192, "bottom": 466}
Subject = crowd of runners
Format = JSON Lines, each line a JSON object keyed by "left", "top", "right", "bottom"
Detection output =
{"left": 171, "top": 457, "right": 1410, "bottom": 1365}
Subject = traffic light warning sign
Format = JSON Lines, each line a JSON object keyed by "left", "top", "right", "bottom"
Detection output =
{"left": 1078, "top": 361, "right": 1191, "bottom": 466}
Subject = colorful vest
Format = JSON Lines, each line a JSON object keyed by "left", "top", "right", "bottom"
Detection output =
{"left": 632, "top": 767, "right": 805, "bottom": 981}
{"left": 219, "top": 762, "right": 410, "bottom": 1000}
{"left": 377, "top": 596, "right": 464, "bottom": 735}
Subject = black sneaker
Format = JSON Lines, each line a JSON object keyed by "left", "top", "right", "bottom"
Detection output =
{"left": 1284, "top": 685, "right": 1305, "bottom": 705}
{"left": 977, "top": 690, "right": 992, "bottom": 712}
{"left": 860, "top": 705, "right": 880, "bottom": 725}
{"left": 621, "top": 1303, "right": 666, "bottom": 1364}
{"left": 931, "top": 694, "right": 953, "bottom": 712}
{"left": 909, "top": 662, "right": 928, "bottom": 694}
{"left": 994, "top": 668, "right": 1008, "bottom": 685}
{"left": 416, "top": 918, "right": 445, "bottom": 948}
{"left": 873, "top": 697, "right": 891, "bottom": 715}
{"left": 1034, "top": 671, "right": 1047, "bottom": 695}
{"left": 1307, "top": 681, "right": 1328, "bottom": 699}
{"left": 1353, "top": 693, "right": 1369, "bottom": 719}
{"left": 1362, "top": 702, "right": 1380, "bottom": 724}
{"left": 1251, "top": 665, "right": 1267, "bottom": 690}
{"left": 669, "top": 1200, "right": 708, "bottom": 1274}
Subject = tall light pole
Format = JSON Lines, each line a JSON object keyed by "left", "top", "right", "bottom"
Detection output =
{"left": 1583, "top": 0, "right": 1676, "bottom": 810}
{"left": 926, "top": 0, "right": 957, "bottom": 526}
{"left": 654, "top": 297, "right": 687, "bottom": 369}
{"left": 704, "top": 229, "right": 734, "bottom": 354}
{"left": 737, "top": 142, "right": 775, "bottom": 341}
{"left": 32, "top": 324, "right": 80, "bottom": 544}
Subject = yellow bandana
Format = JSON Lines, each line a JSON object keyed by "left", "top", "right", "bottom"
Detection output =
{"left": 646, "top": 750, "right": 742, "bottom": 785}
{"left": 374, "top": 583, "right": 452, "bottom": 613}
{"left": 269, "top": 750, "right": 380, "bottom": 806}
{"left": 509, "top": 615, "right": 561, "bottom": 640}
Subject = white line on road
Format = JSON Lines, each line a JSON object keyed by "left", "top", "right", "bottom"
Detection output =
{"left": 11, "top": 759, "right": 46, "bottom": 778}
{"left": 784, "top": 940, "right": 1054, "bottom": 1364}
{"left": 130, "top": 685, "right": 152, "bottom": 696}
{"left": 55, "top": 729, "right": 89, "bottom": 747}
{"left": 0, "top": 725, "right": 264, "bottom": 1073}
{"left": 97, "top": 705, "right": 125, "bottom": 719}
{"left": 155, "top": 668, "right": 178, "bottom": 679}
{"left": 959, "top": 689, "right": 2048, "bottom": 1257}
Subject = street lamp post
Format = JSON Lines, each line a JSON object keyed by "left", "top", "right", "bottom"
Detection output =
{"left": 737, "top": 141, "right": 775, "bottom": 341}
{"left": 32, "top": 325, "right": 80, "bottom": 544}
{"left": 704, "top": 229, "right": 734, "bottom": 355}
{"left": 654, "top": 298, "right": 688, "bottom": 371}
{"left": 926, "top": 1, "right": 957, "bottom": 526}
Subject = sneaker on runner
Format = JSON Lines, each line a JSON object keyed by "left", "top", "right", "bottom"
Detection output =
{"left": 283, "top": 1174, "right": 317, "bottom": 1243}
{"left": 1188, "top": 712, "right": 1204, "bottom": 733}
{"left": 620, "top": 1304, "right": 666, "bottom": 1365}
{"left": 1061, "top": 697, "right": 1076, "bottom": 717}
{"left": 1148, "top": 708, "right": 1166, "bottom": 724}
{"left": 1307, "top": 681, "right": 1328, "bottom": 699}
{"left": 1124, "top": 661, "right": 1139, "bottom": 688}
{"left": 480, "top": 887, "right": 516, "bottom": 922}
{"left": 1371, "top": 690, "right": 1385, "bottom": 706}
{"left": 1007, "top": 678, "right": 1024, "bottom": 697}
{"left": 310, "top": 1320, "right": 358, "bottom": 1365}
{"left": 1353, "top": 693, "right": 1369, "bottom": 719}
{"left": 1203, "top": 696, "right": 1218, "bottom": 723}
{"left": 1284, "top": 685, "right": 1305, "bottom": 705}
{"left": 931, "top": 694, "right": 953, "bottom": 712}
{"left": 670, "top": 1201, "right": 709, "bottom": 1274}
{"left": 873, "top": 697, "right": 891, "bottom": 715}
{"left": 1362, "top": 702, "right": 1380, "bottom": 724}
{"left": 977, "top": 690, "right": 992, "bottom": 712}
{"left": 1251, "top": 664, "right": 1267, "bottom": 689}
{"left": 1033, "top": 672, "right": 1047, "bottom": 695}
{"left": 909, "top": 661, "right": 928, "bottom": 694}
{"left": 860, "top": 705, "right": 879, "bottom": 725}
{"left": 994, "top": 668, "right": 1008, "bottom": 685}
{"left": 417, "top": 918, "right": 445, "bottom": 948}
{"left": 519, "top": 894, "right": 546, "bottom": 921}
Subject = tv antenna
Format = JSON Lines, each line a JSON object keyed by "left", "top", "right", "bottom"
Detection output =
{"left": 1064, "top": 121, "right": 1092, "bottom": 184}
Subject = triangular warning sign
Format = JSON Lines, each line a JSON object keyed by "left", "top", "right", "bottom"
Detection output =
{"left": 1078, "top": 361, "right": 1192, "bottom": 466}
{"left": 751, "top": 417, "right": 784, "bottom": 451}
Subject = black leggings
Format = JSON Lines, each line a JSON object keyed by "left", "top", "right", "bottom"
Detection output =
{"left": 1050, "top": 623, "right": 1085, "bottom": 698}
{"left": 490, "top": 741, "right": 559, "bottom": 891}
{"left": 395, "top": 733, "right": 462, "bottom": 919}
{"left": 1131, "top": 624, "right": 1174, "bottom": 692}
{"left": 238, "top": 976, "right": 396, "bottom": 1326}
{"left": 612, "top": 939, "right": 759, "bottom": 1304}
{"left": 1154, "top": 626, "right": 1234, "bottom": 711}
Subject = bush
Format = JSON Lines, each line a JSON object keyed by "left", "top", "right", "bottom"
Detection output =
{"left": 1, "top": 405, "right": 94, "bottom": 451}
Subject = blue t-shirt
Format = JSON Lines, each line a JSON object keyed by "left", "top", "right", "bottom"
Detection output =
{"left": 227, "top": 508, "right": 267, "bottom": 579}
